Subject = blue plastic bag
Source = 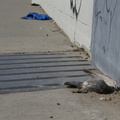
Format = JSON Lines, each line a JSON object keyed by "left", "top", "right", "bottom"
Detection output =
{"left": 21, "top": 12, "right": 52, "bottom": 20}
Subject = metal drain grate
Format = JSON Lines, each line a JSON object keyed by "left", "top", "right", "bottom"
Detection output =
{"left": 0, "top": 52, "right": 96, "bottom": 94}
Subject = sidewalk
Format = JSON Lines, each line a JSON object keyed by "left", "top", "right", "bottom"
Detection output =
{"left": 0, "top": 0, "right": 77, "bottom": 54}
{"left": 0, "top": 0, "right": 120, "bottom": 120}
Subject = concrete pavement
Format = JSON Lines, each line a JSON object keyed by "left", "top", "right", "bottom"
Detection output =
{"left": 0, "top": 0, "right": 120, "bottom": 120}
{"left": 0, "top": 0, "right": 77, "bottom": 54}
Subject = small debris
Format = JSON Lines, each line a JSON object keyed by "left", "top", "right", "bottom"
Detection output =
{"left": 99, "top": 97, "right": 112, "bottom": 101}
{"left": 46, "top": 34, "right": 49, "bottom": 36}
{"left": 31, "top": 3, "right": 40, "bottom": 6}
{"left": 57, "top": 103, "right": 60, "bottom": 105}
{"left": 73, "top": 49, "right": 80, "bottom": 52}
{"left": 50, "top": 116, "right": 53, "bottom": 119}
{"left": 85, "top": 57, "right": 88, "bottom": 59}
{"left": 99, "top": 97, "right": 105, "bottom": 101}
{"left": 51, "top": 29, "right": 60, "bottom": 32}
{"left": 90, "top": 95, "right": 93, "bottom": 98}
{"left": 105, "top": 97, "right": 112, "bottom": 101}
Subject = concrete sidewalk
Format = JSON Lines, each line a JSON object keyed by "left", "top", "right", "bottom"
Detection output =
{"left": 0, "top": 0, "right": 120, "bottom": 120}
{"left": 0, "top": 0, "right": 77, "bottom": 54}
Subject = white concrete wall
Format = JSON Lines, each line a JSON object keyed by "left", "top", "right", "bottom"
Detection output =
{"left": 32, "top": 0, "right": 94, "bottom": 51}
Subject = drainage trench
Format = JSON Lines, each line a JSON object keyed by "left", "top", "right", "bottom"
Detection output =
{"left": 0, "top": 52, "right": 95, "bottom": 94}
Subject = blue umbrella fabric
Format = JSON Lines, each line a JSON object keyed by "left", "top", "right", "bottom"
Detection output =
{"left": 21, "top": 12, "right": 52, "bottom": 20}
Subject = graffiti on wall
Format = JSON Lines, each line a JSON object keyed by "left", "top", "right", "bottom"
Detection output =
{"left": 92, "top": 0, "right": 120, "bottom": 84}
{"left": 93, "top": 0, "right": 118, "bottom": 53}
{"left": 70, "top": 0, "right": 82, "bottom": 19}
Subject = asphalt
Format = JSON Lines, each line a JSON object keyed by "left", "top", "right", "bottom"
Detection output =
{"left": 0, "top": 0, "right": 120, "bottom": 120}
